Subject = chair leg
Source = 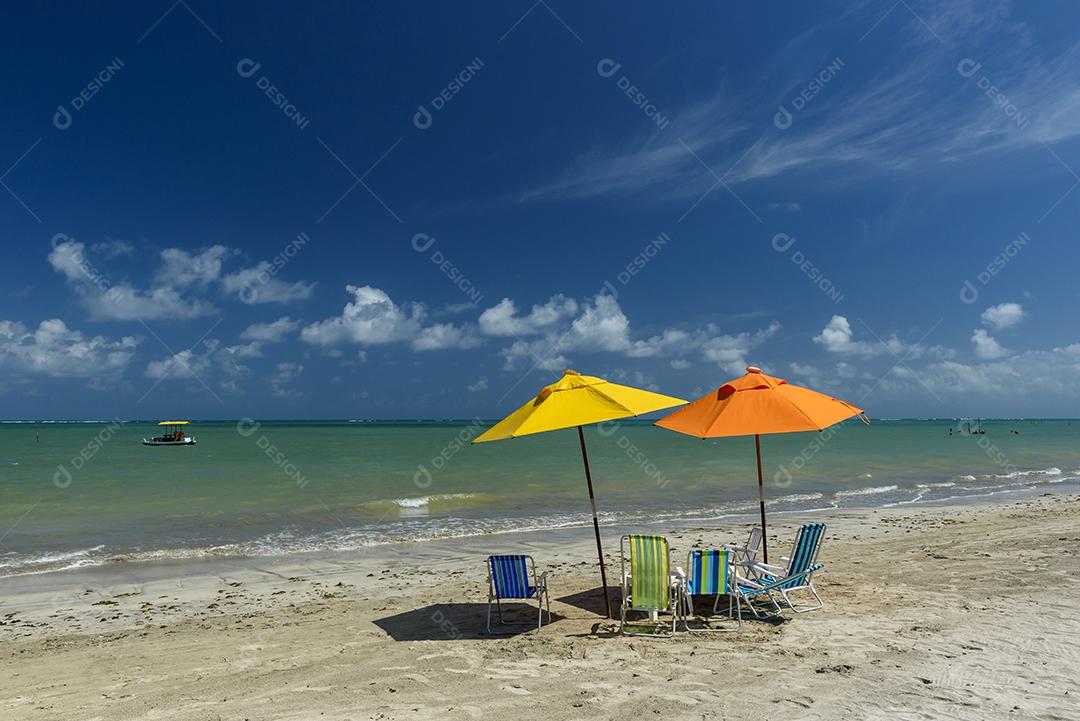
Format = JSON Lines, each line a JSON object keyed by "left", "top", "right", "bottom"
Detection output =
{"left": 486, "top": 595, "right": 493, "bottom": 633}
{"left": 496, "top": 596, "right": 503, "bottom": 623}
{"left": 782, "top": 584, "right": 824, "bottom": 613}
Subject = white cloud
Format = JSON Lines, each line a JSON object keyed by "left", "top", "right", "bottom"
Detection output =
{"left": 49, "top": 240, "right": 216, "bottom": 322}
{"left": 301, "top": 285, "right": 478, "bottom": 352}
{"left": 156, "top": 246, "right": 234, "bottom": 288}
{"left": 814, "top": 315, "right": 901, "bottom": 356}
{"left": 517, "top": 15, "right": 1080, "bottom": 205}
{"left": 221, "top": 263, "right": 315, "bottom": 304}
{"left": 478, "top": 295, "right": 578, "bottom": 337}
{"left": 268, "top": 362, "right": 304, "bottom": 397}
{"left": 467, "top": 377, "right": 488, "bottom": 392}
{"left": 971, "top": 328, "right": 1010, "bottom": 359}
{"left": 981, "top": 302, "right": 1024, "bottom": 330}
{"left": 301, "top": 285, "right": 423, "bottom": 346}
{"left": 494, "top": 293, "right": 779, "bottom": 373}
{"left": 412, "top": 323, "right": 480, "bottom": 351}
{"left": 700, "top": 322, "right": 780, "bottom": 374}
{"left": 567, "top": 295, "right": 632, "bottom": 352}
{"left": 670, "top": 359, "right": 691, "bottom": 369}
{"left": 144, "top": 339, "right": 254, "bottom": 392}
{"left": 145, "top": 349, "right": 211, "bottom": 380}
{"left": 240, "top": 316, "right": 301, "bottom": 343}
{"left": 0, "top": 319, "right": 138, "bottom": 378}
{"left": 49, "top": 239, "right": 314, "bottom": 322}
{"left": 226, "top": 342, "right": 264, "bottom": 358}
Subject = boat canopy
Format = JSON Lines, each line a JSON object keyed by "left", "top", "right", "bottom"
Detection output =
{"left": 158, "top": 420, "right": 191, "bottom": 425}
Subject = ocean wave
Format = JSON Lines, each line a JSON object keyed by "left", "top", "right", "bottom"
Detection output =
{"left": 769, "top": 492, "right": 825, "bottom": 504}
{"left": 390, "top": 493, "right": 479, "bottom": 508}
{"left": 917, "top": 481, "right": 956, "bottom": 488}
{"left": 835, "top": 484, "right": 899, "bottom": 497}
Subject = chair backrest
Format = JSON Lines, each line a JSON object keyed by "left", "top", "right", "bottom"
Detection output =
{"left": 626, "top": 534, "right": 671, "bottom": 611}
{"left": 778, "top": 523, "right": 825, "bottom": 588}
{"left": 686, "top": 548, "right": 731, "bottom": 595}
{"left": 488, "top": 554, "right": 531, "bottom": 599}
{"left": 744, "top": 527, "right": 763, "bottom": 565}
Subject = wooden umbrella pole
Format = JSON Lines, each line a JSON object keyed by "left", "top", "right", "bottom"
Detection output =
{"left": 578, "top": 425, "right": 612, "bottom": 619}
{"left": 755, "top": 433, "right": 768, "bottom": 564}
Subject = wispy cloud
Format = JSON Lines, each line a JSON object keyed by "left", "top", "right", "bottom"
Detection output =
{"left": 517, "top": 3, "right": 1080, "bottom": 205}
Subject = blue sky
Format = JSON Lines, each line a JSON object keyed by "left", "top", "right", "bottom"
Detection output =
{"left": 3, "top": 1, "right": 1080, "bottom": 419}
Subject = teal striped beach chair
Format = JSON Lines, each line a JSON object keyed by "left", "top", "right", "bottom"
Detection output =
{"left": 485, "top": 554, "right": 550, "bottom": 633}
{"left": 676, "top": 547, "right": 740, "bottom": 631}
{"left": 739, "top": 522, "right": 827, "bottom": 615}
{"left": 619, "top": 534, "right": 678, "bottom": 637}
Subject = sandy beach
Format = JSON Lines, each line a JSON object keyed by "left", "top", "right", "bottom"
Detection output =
{"left": 1, "top": 491, "right": 1077, "bottom": 720}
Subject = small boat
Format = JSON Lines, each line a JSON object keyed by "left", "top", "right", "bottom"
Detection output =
{"left": 143, "top": 420, "right": 197, "bottom": 446}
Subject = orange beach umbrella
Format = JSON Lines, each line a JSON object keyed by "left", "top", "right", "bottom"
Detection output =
{"left": 655, "top": 366, "right": 867, "bottom": 562}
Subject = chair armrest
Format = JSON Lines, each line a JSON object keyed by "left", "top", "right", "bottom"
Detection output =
{"left": 743, "top": 564, "right": 824, "bottom": 593}
{"left": 753, "top": 561, "right": 786, "bottom": 574}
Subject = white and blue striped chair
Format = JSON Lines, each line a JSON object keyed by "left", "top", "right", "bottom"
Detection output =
{"left": 485, "top": 554, "right": 550, "bottom": 633}
{"left": 740, "top": 522, "right": 827, "bottom": 615}
{"left": 676, "top": 547, "right": 740, "bottom": 632}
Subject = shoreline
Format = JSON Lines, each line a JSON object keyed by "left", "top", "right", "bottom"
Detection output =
{"left": 1, "top": 491, "right": 1077, "bottom": 719}
{"left": 3, "top": 472, "right": 1075, "bottom": 580}
{"left": 2, "top": 487, "right": 1074, "bottom": 638}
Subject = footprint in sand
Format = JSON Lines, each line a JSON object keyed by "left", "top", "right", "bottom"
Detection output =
{"left": 501, "top": 685, "right": 531, "bottom": 695}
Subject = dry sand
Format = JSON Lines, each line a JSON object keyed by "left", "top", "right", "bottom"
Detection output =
{"left": 1, "top": 493, "right": 1078, "bottom": 720}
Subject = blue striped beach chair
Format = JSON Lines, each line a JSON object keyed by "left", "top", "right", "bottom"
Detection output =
{"left": 676, "top": 547, "right": 740, "bottom": 631}
{"left": 619, "top": 534, "right": 678, "bottom": 637}
{"left": 739, "top": 522, "right": 827, "bottom": 615}
{"left": 486, "top": 554, "right": 550, "bottom": 633}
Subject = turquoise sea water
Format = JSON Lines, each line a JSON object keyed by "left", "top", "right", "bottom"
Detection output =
{"left": 0, "top": 419, "right": 1078, "bottom": 576}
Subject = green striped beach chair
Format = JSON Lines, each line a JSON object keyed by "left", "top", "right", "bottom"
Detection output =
{"left": 486, "top": 554, "right": 550, "bottom": 633}
{"left": 739, "top": 522, "right": 827, "bottom": 615}
{"left": 675, "top": 547, "right": 740, "bottom": 632}
{"left": 619, "top": 534, "right": 678, "bottom": 637}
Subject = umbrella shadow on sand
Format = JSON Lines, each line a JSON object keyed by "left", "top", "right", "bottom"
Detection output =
{"left": 554, "top": 585, "right": 623, "bottom": 616}
{"left": 373, "top": 602, "right": 564, "bottom": 641}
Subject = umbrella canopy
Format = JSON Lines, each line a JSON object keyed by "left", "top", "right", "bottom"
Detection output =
{"left": 474, "top": 370, "right": 687, "bottom": 443}
{"left": 656, "top": 366, "right": 866, "bottom": 562}
{"left": 474, "top": 370, "right": 687, "bottom": 617}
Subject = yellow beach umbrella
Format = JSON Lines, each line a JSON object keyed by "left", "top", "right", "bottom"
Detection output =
{"left": 474, "top": 370, "right": 687, "bottom": 618}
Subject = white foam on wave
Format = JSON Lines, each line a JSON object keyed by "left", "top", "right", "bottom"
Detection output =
{"left": 835, "top": 484, "right": 899, "bottom": 498}
{"left": 390, "top": 493, "right": 478, "bottom": 508}
{"left": 769, "top": 492, "right": 825, "bottom": 504}
{"left": 917, "top": 481, "right": 956, "bottom": 488}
